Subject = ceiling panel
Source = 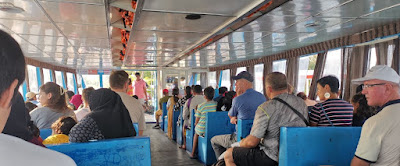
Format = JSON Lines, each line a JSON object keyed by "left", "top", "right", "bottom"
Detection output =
{"left": 69, "top": 38, "right": 110, "bottom": 48}
{"left": 57, "top": 23, "right": 108, "bottom": 39}
{"left": 19, "top": 34, "right": 69, "bottom": 46}
{"left": 136, "top": 11, "right": 233, "bottom": 33}
{"left": 129, "top": 30, "right": 206, "bottom": 43}
{"left": 0, "top": 19, "right": 61, "bottom": 36}
{"left": 39, "top": 0, "right": 104, "bottom": 5}
{"left": 39, "top": 1, "right": 107, "bottom": 25}
{"left": 236, "top": 14, "right": 308, "bottom": 32}
{"left": 268, "top": 0, "right": 350, "bottom": 17}
{"left": 129, "top": 42, "right": 185, "bottom": 52}
{"left": 143, "top": 0, "right": 257, "bottom": 16}
{"left": 279, "top": 17, "right": 352, "bottom": 33}
{"left": 362, "top": 4, "right": 400, "bottom": 19}
{"left": 0, "top": 0, "right": 49, "bottom": 22}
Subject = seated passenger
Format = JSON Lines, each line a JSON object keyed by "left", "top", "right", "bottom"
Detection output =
{"left": 25, "top": 92, "right": 39, "bottom": 105}
{"left": 43, "top": 116, "right": 77, "bottom": 145}
{"left": 167, "top": 88, "right": 180, "bottom": 139}
{"left": 351, "top": 93, "right": 376, "bottom": 126}
{"left": 177, "top": 86, "right": 192, "bottom": 139}
{"left": 70, "top": 94, "right": 82, "bottom": 110}
{"left": 351, "top": 65, "right": 400, "bottom": 165}
{"left": 213, "top": 87, "right": 227, "bottom": 102}
{"left": 309, "top": 76, "right": 353, "bottom": 126}
{"left": 181, "top": 85, "right": 205, "bottom": 150}
{"left": 216, "top": 91, "right": 236, "bottom": 111}
{"left": 74, "top": 87, "right": 95, "bottom": 121}
{"left": 296, "top": 92, "right": 317, "bottom": 112}
{"left": 224, "top": 72, "right": 308, "bottom": 166}
{"left": 0, "top": 29, "right": 76, "bottom": 165}
{"left": 153, "top": 89, "right": 170, "bottom": 129}
{"left": 66, "top": 90, "right": 76, "bottom": 110}
{"left": 30, "top": 82, "right": 76, "bottom": 129}
{"left": 69, "top": 88, "right": 136, "bottom": 143}
{"left": 110, "top": 70, "right": 145, "bottom": 136}
{"left": 190, "top": 87, "right": 217, "bottom": 158}
{"left": 25, "top": 101, "right": 38, "bottom": 113}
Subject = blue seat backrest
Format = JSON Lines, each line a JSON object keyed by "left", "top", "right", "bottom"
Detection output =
{"left": 185, "top": 109, "right": 196, "bottom": 153}
{"left": 279, "top": 127, "right": 362, "bottom": 166}
{"left": 48, "top": 136, "right": 151, "bottom": 166}
{"left": 176, "top": 106, "right": 184, "bottom": 145}
{"left": 237, "top": 119, "right": 253, "bottom": 141}
{"left": 133, "top": 123, "right": 139, "bottom": 135}
{"left": 162, "top": 102, "right": 167, "bottom": 132}
{"left": 40, "top": 129, "right": 52, "bottom": 140}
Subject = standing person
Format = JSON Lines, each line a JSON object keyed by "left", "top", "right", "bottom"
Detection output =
{"left": 224, "top": 72, "right": 308, "bottom": 166}
{"left": 133, "top": 72, "right": 148, "bottom": 105}
{"left": 110, "top": 70, "right": 146, "bottom": 136}
{"left": 309, "top": 76, "right": 353, "bottom": 126}
{"left": 211, "top": 71, "right": 266, "bottom": 159}
{"left": 153, "top": 89, "right": 170, "bottom": 129}
{"left": 30, "top": 82, "right": 76, "bottom": 129}
{"left": 351, "top": 65, "right": 400, "bottom": 166}
{"left": 0, "top": 29, "right": 76, "bottom": 165}
{"left": 74, "top": 87, "right": 95, "bottom": 121}
{"left": 167, "top": 88, "right": 179, "bottom": 139}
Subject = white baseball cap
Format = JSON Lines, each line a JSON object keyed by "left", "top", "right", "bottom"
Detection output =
{"left": 352, "top": 65, "right": 400, "bottom": 85}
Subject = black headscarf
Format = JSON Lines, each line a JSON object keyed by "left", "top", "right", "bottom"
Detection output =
{"left": 87, "top": 88, "right": 135, "bottom": 139}
{"left": 2, "top": 92, "right": 33, "bottom": 141}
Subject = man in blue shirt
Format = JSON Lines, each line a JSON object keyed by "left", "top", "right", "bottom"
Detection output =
{"left": 211, "top": 71, "right": 266, "bottom": 159}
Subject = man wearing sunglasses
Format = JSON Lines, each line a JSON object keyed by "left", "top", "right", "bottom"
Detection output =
{"left": 351, "top": 65, "right": 400, "bottom": 166}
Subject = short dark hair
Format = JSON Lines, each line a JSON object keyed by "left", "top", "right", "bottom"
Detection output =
{"left": 135, "top": 72, "right": 140, "bottom": 76}
{"left": 82, "top": 87, "right": 95, "bottom": 102}
{"left": 172, "top": 88, "right": 179, "bottom": 96}
{"left": 296, "top": 92, "right": 307, "bottom": 100}
{"left": 66, "top": 91, "right": 74, "bottom": 100}
{"left": 317, "top": 75, "right": 339, "bottom": 93}
{"left": 185, "top": 86, "right": 192, "bottom": 96}
{"left": 51, "top": 116, "right": 77, "bottom": 135}
{"left": 25, "top": 102, "right": 38, "bottom": 113}
{"left": 219, "top": 87, "right": 228, "bottom": 95}
{"left": 193, "top": 85, "right": 202, "bottom": 94}
{"left": 204, "top": 86, "right": 215, "bottom": 100}
{"left": 265, "top": 72, "right": 288, "bottom": 91}
{"left": 109, "top": 70, "right": 129, "bottom": 89}
{"left": 0, "top": 30, "right": 26, "bottom": 95}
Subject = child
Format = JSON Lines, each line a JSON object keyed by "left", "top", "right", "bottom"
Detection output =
{"left": 190, "top": 87, "right": 217, "bottom": 158}
{"left": 42, "top": 116, "right": 77, "bottom": 145}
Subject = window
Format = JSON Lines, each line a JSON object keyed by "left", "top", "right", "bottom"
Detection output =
{"left": 82, "top": 75, "right": 100, "bottom": 90}
{"left": 236, "top": 67, "right": 246, "bottom": 75}
{"left": 221, "top": 69, "right": 231, "bottom": 90}
{"left": 323, "top": 49, "right": 342, "bottom": 84}
{"left": 297, "top": 54, "right": 318, "bottom": 95}
{"left": 66, "top": 73, "right": 75, "bottom": 92}
{"left": 27, "top": 65, "right": 39, "bottom": 93}
{"left": 207, "top": 71, "right": 217, "bottom": 89}
{"left": 42, "top": 68, "right": 51, "bottom": 84}
{"left": 195, "top": 73, "right": 201, "bottom": 85}
{"left": 102, "top": 75, "right": 110, "bottom": 88}
{"left": 254, "top": 64, "right": 264, "bottom": 94}
{"left": 273, "top": 60, "right": 287, "bottom": 74}
{"left": 368, "top": 47, "right": 377, "bottom": 69}
{"left": 55, "top": 71, "right": 64, "bottom": 87}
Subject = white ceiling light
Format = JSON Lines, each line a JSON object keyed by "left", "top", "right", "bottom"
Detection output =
{"left": 0, "top": 2, "right": 24, "bottom": 13}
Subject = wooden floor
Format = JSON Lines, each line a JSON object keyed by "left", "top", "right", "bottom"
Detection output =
{"left": 143, "top": 124, "right": 204, "bottom": 166}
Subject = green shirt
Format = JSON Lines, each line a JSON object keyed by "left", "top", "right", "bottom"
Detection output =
{"left": 159, "top": 96, "right": 171, "bottom": 109}
{"left": 195, "top": 101, "right": 217, "bottom": 136}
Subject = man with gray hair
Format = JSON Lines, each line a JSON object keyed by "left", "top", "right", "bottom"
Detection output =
{"left": 351, "top": 65, "right": 400, "bottom": 166}
{"left": 224, "top": 72, "right": 308, "bottom": 166}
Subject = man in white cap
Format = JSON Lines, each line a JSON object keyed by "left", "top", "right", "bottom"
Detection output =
{"left": 25, "top": 92, "right": 39, "bottom": 105}
{"left": 351, "top": 65, "right": 400, "bottom": 166}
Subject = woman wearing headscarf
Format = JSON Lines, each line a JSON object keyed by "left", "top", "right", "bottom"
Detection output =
{"left": 69, "top": 88, "right": 136, "bottom": 142}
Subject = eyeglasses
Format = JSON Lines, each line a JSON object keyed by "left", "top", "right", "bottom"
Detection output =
{"left": 362, "top": 83, "right": 386, "bottom": 89}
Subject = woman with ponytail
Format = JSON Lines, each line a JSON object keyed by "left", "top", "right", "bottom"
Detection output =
{"left": 30, "top": 82, "right": 76, "bottom": 129}
{"left": 166, "top": 88, "right": 180, "bottom": 139}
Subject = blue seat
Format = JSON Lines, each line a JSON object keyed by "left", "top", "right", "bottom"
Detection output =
{"left": 40, "top": 129, "right": 52, "bottom": 140}
{"left": 48, "top": 136, "right": 151, "bottom": 166}
{"left": 176, "top": 107, "right": 184, "bottom": 145}
{"left": 236, "top": 119, "right": 253, "bottom": 141}
{"left": 164, "top": 116, "right": 168, "bottom": 133}
{"left": 161, "top": 102, "right": 167, "bottom": 132}
{"left": 279, "top": 127, "right": 362, "bottom": 166}
{"left": 133, "top": 123, "right": 139, "bottom": 135}
{"left": 198, "top": 111, "right": 235, "bottom": 165}
{"left": 185, "top": 109, "right": 196, "bottom": 153}
{"left": 171, "top": 107, "right": 180, "bottom": 140}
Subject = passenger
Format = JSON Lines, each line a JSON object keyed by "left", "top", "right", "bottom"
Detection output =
{"left": 350, "top": 65, "right": 400, "bottom": 165}
{"left": 133, "top": 72, "right": 148, "bottom": 105}
{"left": 109, "top": 70, "right": 145, "bottom": 136}
{"left": 216, "top": 91, "right": 236, "bottom": 111}
{"left": 74, "top": 87, "right": 95, "bottom": 121}
{"left": 43, "top": 116, "right": 77, "bottom": 145}
{"left": 190, "top": 87, "right": 217, "bottom": 158}
{"left": 177, "top": 86, "right": 192, "bottom": 109}
{"left": 181, "top": 85, "right": 205, "bottom": 150}
{"left": 211, "top": 71, "right": 266, "bottom": 158}
{"left": 26, "top": 92, "right": 39, "bottom": 105}
{"left": 224, "top": 72, "right": 308, "bottom": 166}
{"left": 69, "top": 88, "right": 135, "bottom": 143}
{"left": 127, "top": 78, "right": 134, "bottom": 96}
{"left": 167, "top": 88, "right": 180, "bottom": 139}
{"left": 287, "top": 83, "right": 295, "bottom": 94}
{"left": 30, "top": 82, "right": 76, "bottom": 129}
{"left": 351, "top": 93, "right": 376, "bottom": 126}
{"left": 309, "top": 76, "right": 353, "bottom": 126}
{"left": 296, "top": 92, "right": 317, "bottom": 111}
{"left": 66, "top": 90, "right": 76, "bottom": 110}
{"left": 132, "top": 95, "right": 139, "bottom": 100}
{"left": 0, "top": 29, "right": 76, "bottom": 165}
{"left": 70, "top": 94, "right": 82, "bottom": 110}
{"left": 213, "top": 87, "right": 228, "bottom": 102}
{"left": 153, "top": 89, "right": 170, "bottom": 129}
{"left": 25, "top": 101, "right": 38, "bottom": 113}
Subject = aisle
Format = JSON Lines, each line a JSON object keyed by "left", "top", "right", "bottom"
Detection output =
{"left": 143, "top": 124, "right": 204, "bottom": 166}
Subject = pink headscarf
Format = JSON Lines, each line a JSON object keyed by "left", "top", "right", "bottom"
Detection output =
{"left": 70, "top": 94, "right": 82, "bottom": 109}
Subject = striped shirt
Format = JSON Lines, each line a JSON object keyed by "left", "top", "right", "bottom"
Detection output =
{"left": 309, "top": 99, "right": 354, "bottom": 126}
{"left": 195, "top": 101, "right": 217, "bottom": 136}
